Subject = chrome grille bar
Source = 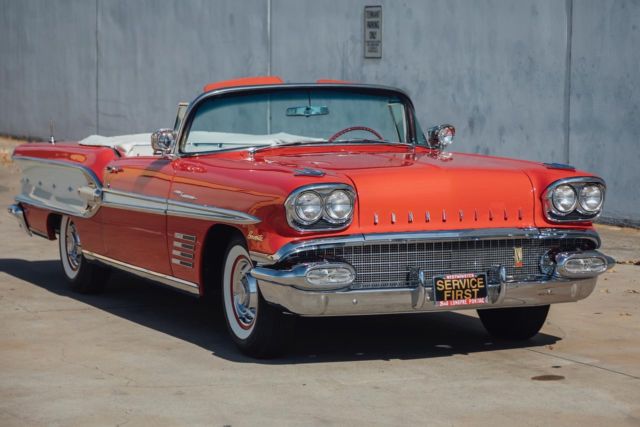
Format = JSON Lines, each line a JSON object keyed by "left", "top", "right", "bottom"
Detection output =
{"left": 284, "top": 237, "right": 595, "bottom": 290}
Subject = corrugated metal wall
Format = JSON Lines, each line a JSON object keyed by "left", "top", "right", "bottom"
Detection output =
{"left": 0, "top": 0, "right": 638, "bottom": 224}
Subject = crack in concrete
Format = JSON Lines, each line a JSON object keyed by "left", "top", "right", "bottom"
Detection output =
{"left": 59, "top": 348, "right": 137, "bottom": 387}
{"left": 5, "top": 302, "right": 156, "bottom": 314}
{"left": 527, "top": 348, "right": 640, "bottom": 380}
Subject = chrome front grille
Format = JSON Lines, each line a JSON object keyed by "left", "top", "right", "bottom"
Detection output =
{"left": 284, "top": 238, "right": 595, "bottom": 289}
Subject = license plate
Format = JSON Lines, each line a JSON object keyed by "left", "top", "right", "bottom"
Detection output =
{"left": 432, "top": 273, "right": 488, "bottom": 307}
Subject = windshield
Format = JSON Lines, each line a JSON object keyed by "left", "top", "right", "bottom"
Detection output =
{"left": 182, "top": 89, "right": 412, "bottom": 153}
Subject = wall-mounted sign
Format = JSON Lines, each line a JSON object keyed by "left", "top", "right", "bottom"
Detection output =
{"left": 364, "top": 6, "right": 382, "bottom": 58}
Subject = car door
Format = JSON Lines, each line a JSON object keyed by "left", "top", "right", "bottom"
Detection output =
{"left": 101, "top": 156, "right": 175, "bottom": 275}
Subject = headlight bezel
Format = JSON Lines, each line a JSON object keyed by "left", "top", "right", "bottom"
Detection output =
{"left": 543, "top": 177, "right": 606, "bottom": 222}
{"left": 285, "top": 183, "right": 356, "bottom": 232}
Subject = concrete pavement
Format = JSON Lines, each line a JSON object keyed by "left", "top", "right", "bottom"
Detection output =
{"left": 1, "top": 138, "right": 638, "bottom": 426}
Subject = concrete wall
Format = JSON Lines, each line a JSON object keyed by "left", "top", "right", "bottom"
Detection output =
{"left": 569, "top": 0, "right": 640, "bottom": 225}
{"left": 0, "top": 0, "right": 638, "bottom": 223}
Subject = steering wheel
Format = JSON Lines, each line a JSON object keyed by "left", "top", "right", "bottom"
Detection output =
{"left": 328, "top": 126, "right": 384, "bottom": 142}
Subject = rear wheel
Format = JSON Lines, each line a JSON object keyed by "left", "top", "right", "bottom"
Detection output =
{"left": 58, "top": 215, "right": 110, "bottom": 293}
{"left": 221, "top": 237, "right": 293, "bottom": 358}
{"left": 477, "top": 305, "right": 550, "bottom": 340}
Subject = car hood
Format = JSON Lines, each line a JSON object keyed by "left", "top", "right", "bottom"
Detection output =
{"left": 253, "top": 145, "right": 538, "bottom": 232}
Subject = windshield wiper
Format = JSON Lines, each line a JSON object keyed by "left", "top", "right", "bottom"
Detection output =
{"left": 252, "top": 140, "right": 326, "bottom": 153}
{"left": 329, "top": 138, "right": 410, "bottom": 145}
{"left": 251, "top": 138, "right": 410, "bottom": 153}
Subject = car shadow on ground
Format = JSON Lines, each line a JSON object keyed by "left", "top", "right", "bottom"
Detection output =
{"left": 0, "top": 258, "right": 560, "bottom": 364}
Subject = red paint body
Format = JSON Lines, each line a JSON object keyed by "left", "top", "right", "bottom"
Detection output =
{"left": 12, "top": 81, "right": 599, "bottom": 294}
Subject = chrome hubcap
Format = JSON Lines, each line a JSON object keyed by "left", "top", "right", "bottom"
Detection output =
{"left": 232, "top": 258, "right": 257, "bottom": 328}
{"left": 65, "top": 221, "right": 82, "bottom": 271}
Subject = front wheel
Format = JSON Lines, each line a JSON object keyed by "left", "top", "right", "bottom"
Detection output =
{"left": 221, "top": 237, "right": 293, "bottom": 358}
{"left": 58, "top": 215, "right": 110, "bottom": 293}
{"left": 477, "top": 305, "right": 550, "bottom": 340}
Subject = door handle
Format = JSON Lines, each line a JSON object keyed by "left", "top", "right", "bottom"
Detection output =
{"left": 106, "top": 165, "right": 123, "bottom": 174}
{"left": 173, "top": 190, "right": 197, "bottom": 200}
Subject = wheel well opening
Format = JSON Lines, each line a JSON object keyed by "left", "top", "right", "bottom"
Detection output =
{"left": 201, "top": 224, "right": 245, "bottom": 300}
{"left": 46, "top": 213, "right": 62, "bottom": 240}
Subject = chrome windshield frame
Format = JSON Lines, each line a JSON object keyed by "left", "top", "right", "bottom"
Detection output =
{"left": 173, "top": 83, "right": 419, "bottom": 158}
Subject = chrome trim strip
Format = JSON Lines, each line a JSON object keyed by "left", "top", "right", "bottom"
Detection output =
{"left": 250, "top": 228, "right": 601, "bottom": 265}
{"left": 12, "top": 156, "right": 103, "bottom": 218}
{"left": 102, "top": 188, "right": 167, "bottom": 215}
{"left": 171, "top": 258, "right": 194, "bottom": 268}
{"left": 174, "top": 232, "right": 196, "bottom": 242}
{"left": 250, "top": 251, "right": 274, "bottom": 265}
{"left": 82, "top": 251, "right": 200, "bottom": 295}
{"left": 102, "top": 189, "right": 260, "bottom": 225}
{"left": 8, "top": 204, "right": 32, "bottom": 236}
{"left": 14, "top": 194, "right": 96, "bottom": 219}
{"left": 173, "top": 241, "right": 195, "bottom": 250}
{"left": 167, "top": 199, "right": 260, "bottom": 224}
{"left": 172, "top": 249, "right": 194, "bottom": 259}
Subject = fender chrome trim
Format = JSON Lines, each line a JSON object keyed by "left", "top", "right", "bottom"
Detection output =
{"left": 12, "top": 155, "right": 260, "bottom": 225}
{"left": 167, "top": 199, "right": 260, "bottom": 224}
{"left": 102, "top": 188, "right": 166, "bottom": 215}
{"left": 82, "top": 250, "right": 200, "bottom": 295}
{"left": 101, "top": 188, "right": 260, "bottom": 224}
{"left": 12, "top": 156, "right": 103, "bottom": 218}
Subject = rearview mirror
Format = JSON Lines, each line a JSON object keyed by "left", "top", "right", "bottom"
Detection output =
{"left": 151, "top": 128, "right": 176, "bottom": 156}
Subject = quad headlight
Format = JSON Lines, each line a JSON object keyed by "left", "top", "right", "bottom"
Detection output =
{"left": 325, "top": 190, "right": 354, "bottom": 222}
{"left": 293, "top": 191, "right": 323, "bottom": 224}
{"left": 286, "top": 184, "right": 355, "bottom": 231}
{"left": 551, "top": 184, "right": 578, "bottom": 214}
{"left": 578, "top": 185, "right": 604, "bottom": 213}
{"left": 543, "top": 177, "right": 605, "bottom": 222}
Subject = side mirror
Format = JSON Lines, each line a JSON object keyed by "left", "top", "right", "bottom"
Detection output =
{"left": 427, "top": 124, "right": 455, "bottom": 150}
{"left": 151, "top": 128, "right": 176, "bottom": 155}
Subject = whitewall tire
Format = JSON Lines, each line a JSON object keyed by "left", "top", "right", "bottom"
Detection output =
{"left": 58, "top": 215, "right": 109, "bottom": 293}
{"left": 221, "top": 237, "right": 293, "bottom": 358}
{"left": 223, "top": 245, "right": 257, "bottom": 340}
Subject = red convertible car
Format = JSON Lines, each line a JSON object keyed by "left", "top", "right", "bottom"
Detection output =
{"left": 8, "top": 76, "right": 614, "bottom": 357}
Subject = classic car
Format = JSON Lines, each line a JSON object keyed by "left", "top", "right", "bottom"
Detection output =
{"left": 8, "top": 76, "right": 614, "bottom": 357}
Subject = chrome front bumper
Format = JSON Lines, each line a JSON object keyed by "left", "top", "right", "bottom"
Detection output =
{"left": 251, "top": 240, "right": 614, "bottom": 316}
{"left": 255, "top": 275, "right": 599, "bottom": 316}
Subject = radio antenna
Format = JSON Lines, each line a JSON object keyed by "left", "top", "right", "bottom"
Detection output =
{"left": 49, "top": 120, "right": 55, "bottom": 144}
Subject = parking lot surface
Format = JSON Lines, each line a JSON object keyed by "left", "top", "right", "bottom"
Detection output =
{"left": 1, "top": 138, "right": 639, "bottom": 426}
